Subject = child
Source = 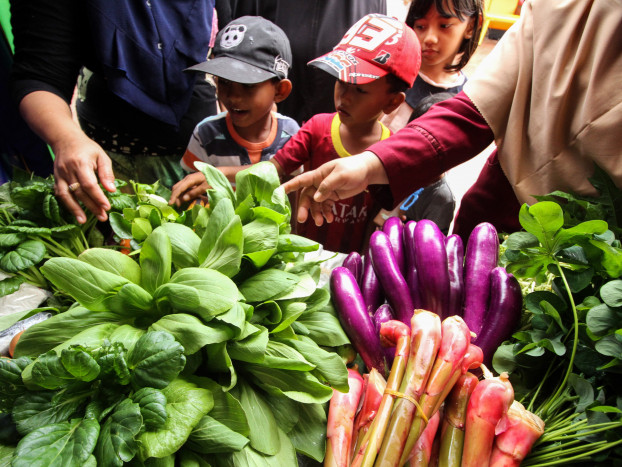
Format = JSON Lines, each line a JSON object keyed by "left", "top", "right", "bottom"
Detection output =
{"left": 270, "top": 14, "right": 422, "bottom": 254}
{"left": 169, "top": 16, "right": 300, "bottom": 206}
{"left": 382, "top": 0, "right": 483, "bottom": 131}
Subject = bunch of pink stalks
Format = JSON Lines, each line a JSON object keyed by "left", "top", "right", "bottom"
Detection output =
{"left": 325, "top": 310, "right": 544, "bottom": 467}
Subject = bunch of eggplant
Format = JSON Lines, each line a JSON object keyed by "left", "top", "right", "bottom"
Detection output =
{"left": 330, "top": 218, "right": 522, "bottom": 374}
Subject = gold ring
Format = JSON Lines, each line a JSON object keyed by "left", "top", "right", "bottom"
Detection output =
{"left": 68, "top": 182, "right": 80, "bottom": 193}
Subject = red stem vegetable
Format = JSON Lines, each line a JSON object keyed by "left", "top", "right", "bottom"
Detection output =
{"left": 325, "top": 368, "right": 365, "bottom": 467}
{"left": 461, "top": 367, "right": 514, "bottom": 467}
{"left": 369, "top": 230, "right": 414, "bottom": 325}
{"left": 351, "top": 368, "right": 387, "bottom": 459}
{"left": 331, "top": 267, "right": 387, "bottom": 376}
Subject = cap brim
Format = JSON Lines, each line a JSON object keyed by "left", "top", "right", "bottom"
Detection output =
{"left": 308, "top": 51, "right": 388, "bottom": 85}
{"left": 186, "top": 56, "right": 277, "bottom": 84}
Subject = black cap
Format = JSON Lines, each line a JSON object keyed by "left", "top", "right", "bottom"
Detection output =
{"left": 186, "top": 16, "right": 292, "bottom": 84}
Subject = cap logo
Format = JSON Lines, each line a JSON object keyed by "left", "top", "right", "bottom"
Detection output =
{"left": 274, "top": 56, "right": 290, "bottom": 77}
{"left": 220, "top": 24, "right": 246, "bottom": 48}
{"left": 373, "top": 51, "right": 391, "bottom": 65}
{"left": 339, "top": 15, "right": 401, "bottom": 52}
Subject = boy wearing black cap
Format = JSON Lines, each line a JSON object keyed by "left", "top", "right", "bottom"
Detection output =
{"left": 271, "top": 14, "right": 421, "bottom": 254}
{"left": 169, "top": 16, "right": 299, "bottom": 205}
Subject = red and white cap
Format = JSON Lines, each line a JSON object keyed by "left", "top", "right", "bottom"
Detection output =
{"left": 308, "top": 14, "right": 421, "bottom": 86}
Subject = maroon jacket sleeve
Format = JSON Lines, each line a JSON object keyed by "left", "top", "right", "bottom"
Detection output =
{"left": 367, "top": 92, "right": 494, "bottom": 209}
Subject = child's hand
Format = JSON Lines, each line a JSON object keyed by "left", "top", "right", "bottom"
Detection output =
{"left": 169, "top": 172, "right": 210, "bottom": 207}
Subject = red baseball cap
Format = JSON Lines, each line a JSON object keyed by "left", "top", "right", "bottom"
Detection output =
{"left": 308, "top": 14, "right": 421, "bottom": 87}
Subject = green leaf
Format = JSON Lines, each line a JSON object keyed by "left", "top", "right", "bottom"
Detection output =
{"left": 214, "top": 426, "right": 296, "bottom": 467}
{"left": 286, "top": 402, "right": 327, "bottom": 462}
{"left": 139, "top": 227, "right": 172, "bottom": 295}
{"left": 159, "top": 223, "right": 200, "bottom": 269}
{"left": 94, "top": 398, "right": 142, "bottom": 466}
{"left": 588, "top": 239, "right": 622, "bottom": 278}
{"left": 238, "top": 269, "right": 299, "bottom": 303}
{"left": 242, "top": 218, "right": 279, "bottom": 267}
{"left": 12, "top": 418, "right": 100, "bottom": 467}
{"left": 78, "top": 248, "right": 142, "bottom": 285}
{"left": 594, "top": 334, "right": 622, "bottom": 358}
{"left": 586, "top": 304, "right": 621, "bottom": 337}
{"left": 297, "top": 311, "right": 351, "bottom": 347}
{"left": 245, "top": 364, "right": 334, "bottom": 404}
{"left": 282, "top": 336, "right": 349, "bottom": 392}
{"left": 196, "top": 162, "right": 235, "bottom": 206}
{"left": 200, "top": 215, "right": 243, "bottom": 277}
{"left": 153, "top": 268, "right": 239, "bottom": 320}
{"left": 60, "top": 347, "right": 101, "bottom": 382}
{"left": 600, "top": 279, "right": 622, "bottom": 307}
{"left": 12, "top": 385, "right": 91, "bottom": 436}
{"left": 137, "top": 377, "right": 213, "bottom": 460}
{"left": 276, "top": 234, "right": 319, "bottom": 253}
{"left": 260, "top": 340, "right": 315, "bottom": 371}
{"left": 128, "top": 331, "right": 186, "bottom": 389}
{"left": 199, "top": 198, "right": 235, "bottom": 262}
{"left": 109, "top": 212, "right": 132, "bottom": 240}
{"left": 0, "top": 240, "right": 46, "bottom": 273}
{"left": 40, "top": 258, "right": 131, "bottom": 311}
{"left": 227, "top": 326, "right": 269, "bottom": 363}
{"left": 186, "top": 415, "right": 249, "bottom": 454}
{"left": 235, "top": 162, "right": 283, "bottom": 211}
{"left": 30, "top": 350, "right": 80, "bottom": 389}
{"left": 149, "top": 314, "right": 234, "bottom": 354}
{"left": 519, "top": 202, "right": 564, "bottom": 251}
{"left": 132, "top": 217, "right": 153, "bottom": 242}
{"left": 237, "top": 380, "right": 280, "bottom": 455}
{"left": 132, "top": 387, "right": 167, "bottom": 429}
{"left": 0, "top": 275, "right": 25, "bottom": 297}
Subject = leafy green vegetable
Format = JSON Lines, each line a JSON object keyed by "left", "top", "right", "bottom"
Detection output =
{"left": 498, "top": 193, "right": 622, "bottom": 464}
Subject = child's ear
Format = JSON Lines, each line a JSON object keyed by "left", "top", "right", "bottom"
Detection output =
{"left": 464, "top": 17, "right": 477, "bottom": 39}
{"left": 274, "top": 79, "right": 293, "bottom": 104}
{"left": 383, "top": 91, "right": 406, "bottom": 115}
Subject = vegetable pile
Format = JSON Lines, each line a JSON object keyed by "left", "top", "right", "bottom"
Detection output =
{"left": 324, "top": 311, "right": 545, "bottom": 466}
{"left": 0, "top": 162, "right": 351, "bottom": 466}
{"left": 333, "top": 217, "right": 523, "bottom": 374}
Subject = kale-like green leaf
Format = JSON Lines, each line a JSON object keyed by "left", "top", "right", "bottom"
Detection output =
{"left": 128, "top": 331, "right": 186, "bottom": 389}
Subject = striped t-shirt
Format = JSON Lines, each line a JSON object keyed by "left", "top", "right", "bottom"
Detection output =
{"left": 181, "top": 111, "right": 299, "bottom": 172}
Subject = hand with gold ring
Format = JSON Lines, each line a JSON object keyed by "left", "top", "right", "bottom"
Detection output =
{"left": 68, "top": 182, "right": 80, "bottom": 193}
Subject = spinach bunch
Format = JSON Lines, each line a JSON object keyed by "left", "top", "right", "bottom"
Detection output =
{"left": 0, "top": 330, "right": 199, "bottom": 467}
{"left": 0, "top": 171, "right": 134, "bottom": 298}
{"left": 495, "top": 171, "right": 622, "bottom": 464}
{"left": 3, "top": 162, "right": 350, "bottom": 466}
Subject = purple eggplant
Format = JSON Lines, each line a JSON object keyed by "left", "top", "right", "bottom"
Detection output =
{"left": 330, "top": 267, "right": 387, "bottom": 375}
{"left": 361, "top": 253, "right": 384, "bottom": 317}
{"left": 342, "top": 251, "right": 363, "bottom": 285}
{"left": 382, "top": 216, "right": 406, "bottom": 275}
{"left": 403, "top": 221, "right": 422, "bottom": 308}
{"left": 369, "top": 230, "right": 414, "bottom": 325}
{"left": 413, "top": 219, "right": 450, "bottom": 319}
{"left": 445, "top": 234, "right": 465, "bottom": 317}
{"left": 373, "top": 304, "right": 396, "bottom": 367}
{"left": 475, "top": 267, "right": 522, "bottom": 367}
{"left": 463, "top": 222, "right": 499, "bottom": 336}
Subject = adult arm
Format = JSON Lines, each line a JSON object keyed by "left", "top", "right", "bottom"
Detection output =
{"left": 10, "top": 0, "right": 115, "bottom": 223}
{"left": 283, "top": 92, "right": 494, "bottom": 224}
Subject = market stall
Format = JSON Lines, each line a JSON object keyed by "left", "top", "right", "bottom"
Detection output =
{"left": 1, "top": 162, "right": 621, "bottom": 466}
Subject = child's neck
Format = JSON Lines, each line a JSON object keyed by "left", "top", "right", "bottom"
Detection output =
{"left": 231, "top": 112, "right": 273, "bottom": 143}
{"left": 420, "top": 64, "right": 461, "bottom": 86}
{"left": 339, "top": 118, "right": 383, "bottom": 155}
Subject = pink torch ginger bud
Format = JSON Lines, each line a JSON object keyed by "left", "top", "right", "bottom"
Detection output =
{"left": 490, "top": 400, "right": 545, "bottom": 467}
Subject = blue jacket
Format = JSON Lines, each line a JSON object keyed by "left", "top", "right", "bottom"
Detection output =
{"left": 85, "top": 0, "right": 214, "bottom": 126}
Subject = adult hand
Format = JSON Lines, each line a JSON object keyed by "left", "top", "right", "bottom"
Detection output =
{"left": 52, "top": 131, "right": 116, "bottom": 224}
{"left": 19, "top": 91, "right": 116, "bottom": 224}
{"left": 281, "top": 151, "right": 388, "bottom": 225}
{"left": 169, "top": 172, "right": 210, "bottom": 207}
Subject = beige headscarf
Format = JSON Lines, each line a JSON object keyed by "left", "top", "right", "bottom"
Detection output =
{"left": 464, "top": 0, "right": 622, "bottom": 205}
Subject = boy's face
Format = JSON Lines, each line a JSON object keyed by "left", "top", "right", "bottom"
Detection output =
{"left": 333, "top": 76, "right": 399, "bottom": 126}
{"left": 216, "top": 78, "right": 279, "bottom": 130}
